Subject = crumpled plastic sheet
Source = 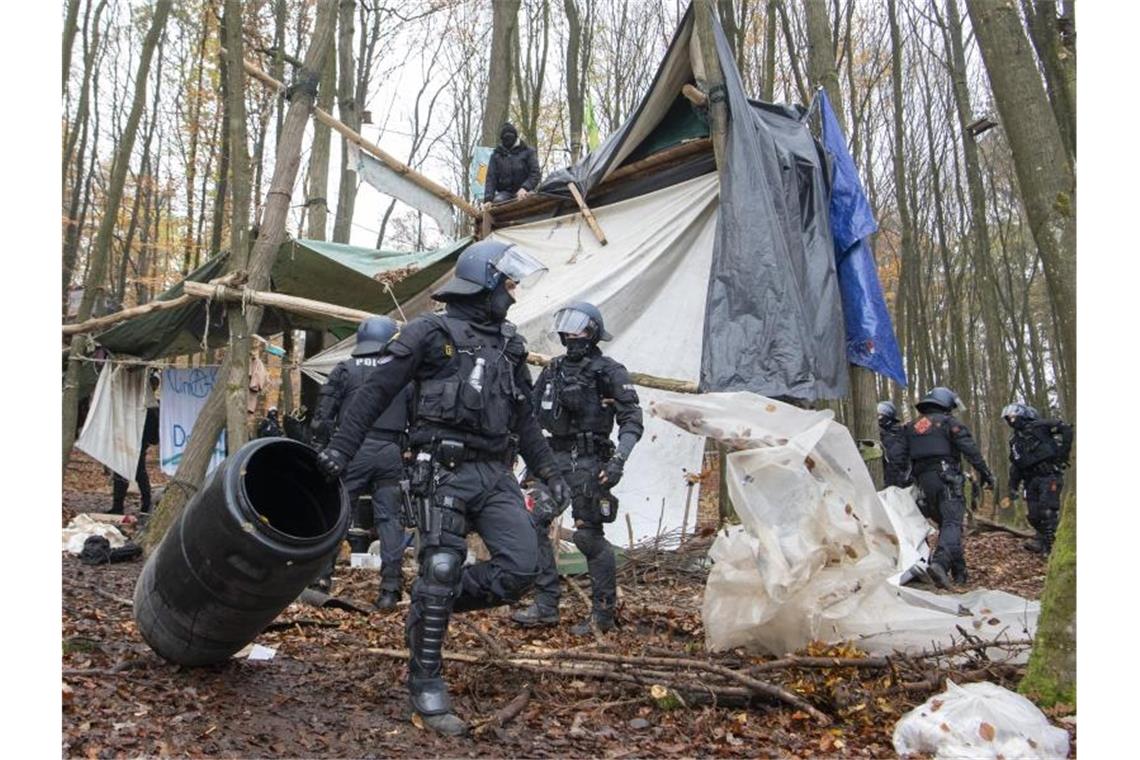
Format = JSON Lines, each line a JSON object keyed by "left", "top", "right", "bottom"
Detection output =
{"left": 62, "top": 514, "right": 129, "bottom": 556}
{"left": 893, "top": 680, "right": 1071, "bottom": 759}
{"left": 649, "top": 391, "right": 1039, "bottom": 656}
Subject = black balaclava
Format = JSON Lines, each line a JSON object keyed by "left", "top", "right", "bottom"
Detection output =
{"left": 500, "top": 122, "right": 518, "bottom": 149}
{"left": 486, "top": 279, "right": 516, "bottom": 322}
{"left": 560, "top": 332, "right": 595, "bottom": 362}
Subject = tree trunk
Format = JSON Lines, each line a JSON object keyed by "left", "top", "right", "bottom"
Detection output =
{"left": 1021, "top": 0, "right": 1075, "bottom": 162}
{"left": 966, "top": 0, "right": 1075, "bottom": 424}
{"left": 481, "top": 0, "right": 520, "bottom": 147}
{"left": 142, "top": 0, "right": 338, "bottom": 552}
{"left": 332, "top": 0, "right": 359, "bottom": 244}
{"left": 209, "top": 18, "right": 232, "bottom": 261}
{"left": 62, "top": 0, "right": 81, "bottom": 96}
{"left": 222, "top": 0, "right": 253, "bottom": 453}
{"left": 62, "top": 0, "right": 173, "bottom": 471}
{"left": 942, "top": 0, "right": 1010, "bottom": 492}
{"left": 762, "top": 0, "right": 776, "bottom": 101}
{"left": 564, "top": 0, "right": 584, "bottom": 160}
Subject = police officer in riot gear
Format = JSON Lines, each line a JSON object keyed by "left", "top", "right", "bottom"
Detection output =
{"left": 315, "top": 239, "right": 569, "bottom": 737}
{"left": 877, "top": 400, "right": 910, "bottom": 488}
{"left": 511, "top": 302, "right": 643, "bottom": 635}
{"left": 311, "top": 316, "right": 413, "bottom": 608}
{"left": 904, "top": 387, "right": 994, "bottom": 589}
{"left": 1003, "top": 403, "right": 1073, "bottom": 555}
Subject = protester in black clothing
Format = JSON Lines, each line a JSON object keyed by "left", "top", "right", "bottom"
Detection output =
{"left": 256, "top": 407, "right": 283, "bottom": 438}
{"left": 315, "top": 239, "right": 569, "bottom": 736}
{"left": 484, "top": 122, "right": 541, "bottom": 204}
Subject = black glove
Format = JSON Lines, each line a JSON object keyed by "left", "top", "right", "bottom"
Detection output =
{"left": 547, "top": 474, "right": 571, "bottom": 512}
{"left": 310, "top": 420, "right": 332, "bottom": 448}
{"left": 316, "top": 447, "right": 349, "bottom": 482}
{"left": 980, "top": 472, "right": 995, "bottom": 490}
{"left": 599, "top": 454, "right": 625, "bottom": 487}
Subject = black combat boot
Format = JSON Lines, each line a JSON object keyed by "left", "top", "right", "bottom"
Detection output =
{"left": 570, "top": 609, "right": 615, "bottom": 636}
{"left": 926, "top": 563, "right": 952, "bottom": 590}
{"left": 1022, "top": 536, "right": 1046, "bottom": 554}
{"left": 951, "top": 562, "right": 968, "bottom": 586}
{"left": 511, "top": 603, "right": 560, "bottom": 627}
{"left": 374, "top": 588, "right": 401, "bottom": 610}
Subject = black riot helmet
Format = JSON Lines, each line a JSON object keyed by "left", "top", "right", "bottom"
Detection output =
{"left": 432, "top": 239, "right": 547, "bottom": 301}
{"left": 915, "top": 386, "right": 960, "bottom": 414}
{"left": 877, "top": 400, "right": 897, "bottom": 423}
{"left": 550, "top": 301, "right": 613, "bottom": 342}
{"left": 1001, "top": 402, "right": 1039, "bottom": 427}
{"left": 352, "top": 315, "right": 399, "bottom": 356}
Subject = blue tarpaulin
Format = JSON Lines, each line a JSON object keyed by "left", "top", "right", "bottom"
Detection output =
{"left": 818, "top": 91, "right": 907, "bottom": 388}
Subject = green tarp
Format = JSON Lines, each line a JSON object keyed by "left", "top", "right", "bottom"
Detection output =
{"left": 95, "top": 237, "right": 469, "bottom": 360}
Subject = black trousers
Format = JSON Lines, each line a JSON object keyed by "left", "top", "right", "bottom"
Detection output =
{"left": 111, "top": 443, "right": 152, "bottom": 514}
{"left": 915, "top": 467, "right": 966, "bottom": 575}
{"left": 342, "top": 437, "right": 408, "bottom": 590}
{"left": 531, "top": 450, "right": 616, "bottom": 614}
{"left": 408, "top": 459, "right": 538, "bottom": 682}
{"left": 1025, "top": 472, "right": 1063, "bottom": 547}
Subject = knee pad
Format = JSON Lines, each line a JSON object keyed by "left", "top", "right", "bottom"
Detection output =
{"left": 422, "top": 549, "right": 463, "bottom": 585}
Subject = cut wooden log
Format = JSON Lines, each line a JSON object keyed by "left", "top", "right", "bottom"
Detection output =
{"left": 567, "top": 182, "right": 608, "bottom": 245}
{"left": 179, "top": 281, "right": 700, "bottom": 393}
{"left": 681, "top": 82, "right": 708, "bottom": 107}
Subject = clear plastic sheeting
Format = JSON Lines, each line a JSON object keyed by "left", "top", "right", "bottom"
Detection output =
{"left": 649, "top": 392, "right": 1039, "bottom": 656}
{"left": 893, "top": 681, "right": 1071, "bottom": 759}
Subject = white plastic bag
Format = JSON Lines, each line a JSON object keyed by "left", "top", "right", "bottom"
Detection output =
{"left": 893, "top": 681, "right": 1070, "bottom": 759}
{"left": 62, "top": 514, "right": 129, "bottom": 555}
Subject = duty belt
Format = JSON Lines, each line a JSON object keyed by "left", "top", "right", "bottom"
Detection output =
{"left": 417, "top": 438, "right": 514, "bottom": 467}
{"left": 548, "top": 433, "right": 614, "bottom": 457}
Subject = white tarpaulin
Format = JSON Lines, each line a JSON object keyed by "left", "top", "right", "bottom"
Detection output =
{"left": 159, "top": 367, "right": 226, "bottom": 476}
{"left": 348, "top": 143, "right": 456, "bottom": 238}
{"left": 649, "top": 391, "right": 1039, "bottom": 656}
{"left": 75, "top": 364, "right": 146, "bottom": 480}
{"left": 303, "top": 174, "right": 721, "bottom": 543}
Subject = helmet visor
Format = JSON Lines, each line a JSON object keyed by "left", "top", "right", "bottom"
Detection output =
{"left": 548, "top": 307, "right": 594, "bottom": 337}
{"left": 1001, "top": 403, "right": 1021, "bottom": 419}
{"left": 493, "top": 245, "right": 547, "bottom": 288}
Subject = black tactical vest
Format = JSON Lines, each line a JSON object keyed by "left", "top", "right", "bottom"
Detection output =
{"left": 413, "top": 314, "right": 522, "bottom": 443}
{"left": 537, "top": 356, "right": 615, "bottom": 437}
{"left": 1010, "top": 421, "right": 1062, "bottom": 470}
{"left": 906, "top": 413, "right": 954, "bottom": 461}
{"left": 339, "top": 356, "right": 410, "bottom": 435}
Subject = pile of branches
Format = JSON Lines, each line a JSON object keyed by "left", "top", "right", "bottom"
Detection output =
{"left": 365, "top": 630, "right": 1033, "bottom": 727}
{"left": 615, "top": 527, "right": 716, "bottom": 585}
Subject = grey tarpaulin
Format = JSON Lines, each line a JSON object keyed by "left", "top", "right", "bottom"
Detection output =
{"left": 526, "top": 3, "right": 847, "bottom": 400}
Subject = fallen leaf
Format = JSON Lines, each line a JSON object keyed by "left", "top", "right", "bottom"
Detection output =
{"left": 979, "top": 722, "right": 995, "bottom": 741}
{"left": 931, "top": 699, "right": 943, "bottom": 712}
{"left": 940, "top": 723, "right": 951, "bottom": 733}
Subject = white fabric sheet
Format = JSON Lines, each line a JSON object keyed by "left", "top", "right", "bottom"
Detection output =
{"left": 650, "top": 391, "right": 1039, "bottom": 656}
{"left": 303, "top": 175, "right": 723, "bottom": 542}
{"left": 75, "top": 365, "right": 146, "bottom": 480}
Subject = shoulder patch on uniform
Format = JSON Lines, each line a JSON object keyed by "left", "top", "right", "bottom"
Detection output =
{"left": 443, "top": 342, "right": 454, "bottom": 357}
{"left": 914, "top": 417, "right": 932, "bottom": 434}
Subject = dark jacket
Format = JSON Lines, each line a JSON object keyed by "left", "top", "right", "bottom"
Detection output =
{"left": 484, "top": 141, "right": 541, "bottom": 201}
{"left": 903, "top": 412, "right": 993, "bottom": 482}
{"left": 1008, "top": 418, "right": 1073, "bottom": 492}
{"left": 878, "top": 418, "right": 910, "bottom": 487}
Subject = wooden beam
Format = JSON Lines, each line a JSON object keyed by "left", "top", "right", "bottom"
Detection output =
{"left": 230, "top": 50, "right": 481, "bottom": 220}
{"left": 567, "top": 182, "right": 608, "bottom": 245}
{"left": 488, "top": 138, "right": 713, "bottom": 226}
{"left": 181, "top": 282, "right": 700, "bottom": 393}
{"left": 62, "top": 272, "right": 246, "bottom": 337}
{"left": 692, "top": 1, "right": 728, "bottom": 170}
{"left": 681, "top": 83, "right": 708, "bottom": 107}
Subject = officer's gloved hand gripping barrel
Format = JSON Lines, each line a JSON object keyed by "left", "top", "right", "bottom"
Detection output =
{"left": 133, "top": 438, "right": 349, "bottom": 666}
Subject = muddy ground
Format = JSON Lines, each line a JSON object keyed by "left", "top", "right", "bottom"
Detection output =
{"left": 61, "top": 452, "right": 1071, "bottom": 758}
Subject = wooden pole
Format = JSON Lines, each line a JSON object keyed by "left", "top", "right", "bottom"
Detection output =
{"left": 567, "top": 182, "right": 608, "bottom": 245}
{"left": 61, "top": 272, "right": 246, "bottom": 338}
{"left": 229, "top": 49, "right": 481, "bottom": 220}
{"left": 681, "top": 83, "right": 708, "bottom": 107}
{"left": 691, "top": 1, "right": 728, "bottom": 169}
{"left": 179, "top": 281, "right": 701, "bottom": 394}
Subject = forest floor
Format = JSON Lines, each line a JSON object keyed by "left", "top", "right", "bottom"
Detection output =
{"left": 61, "top": 451, "right": 1074, "bottom": 758}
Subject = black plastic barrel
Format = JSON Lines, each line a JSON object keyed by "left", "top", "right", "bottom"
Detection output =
{"left": 133, "top": 437, "right": 349, "bottom": 666}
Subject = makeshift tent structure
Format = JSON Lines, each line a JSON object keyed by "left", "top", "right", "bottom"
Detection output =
{"left": 94, "top": 237, "right": 468, "bottom": 360}
{"left": 306, "top": 4, "right": 901, "bottom": 545}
